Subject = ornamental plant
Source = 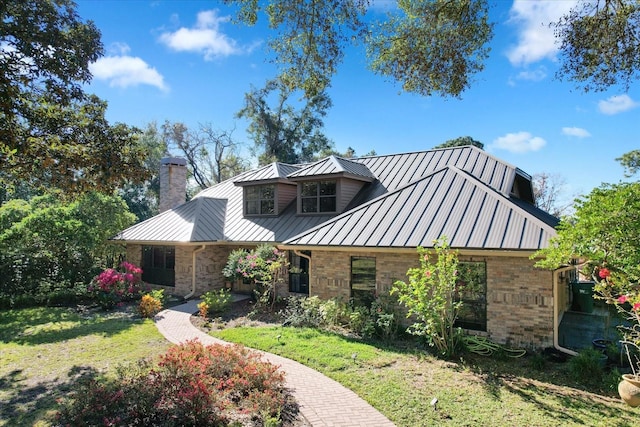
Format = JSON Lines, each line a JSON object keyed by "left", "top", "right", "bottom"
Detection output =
{"left": 534, "top": 182, "right": 640, "bottom": 378}
{"left": 56, "top": 340, "right": 293, "bottom": 426}
{"left": 88, "top": 261, "right": 147, "bottom": 309}
{"left": 594, "top": 267, "right": 640, "bottom": 379}
{"left": 391, "top": 237, "right": 464, "bottom": 358}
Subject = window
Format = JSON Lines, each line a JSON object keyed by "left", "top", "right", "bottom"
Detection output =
{"left": 142, "top": 246, "right": 175, "bottom": 286}
{"left": 245, "top": 185, "right": 275, "bottom": 215}
{"left": 301, "top": 180, "right": 336, "bottom": 213}
{"left": 289, "top": 251, "right": 310, "bottom": 294}
{"left": 455, "top": 262, "right": 487, "bottom": 331}
{"left": 351, "top": 256, "right": 376, "bottom": 306}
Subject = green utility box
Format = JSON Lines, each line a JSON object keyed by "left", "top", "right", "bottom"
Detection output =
{"left": 571, "top": 281, "right": 595, "bottom": 313}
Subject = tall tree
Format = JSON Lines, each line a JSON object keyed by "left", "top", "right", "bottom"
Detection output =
{"left": 532, "top": 172, "right": 571, "bottom": 218}
{"left": 119, "top": 122, "right": 168, "bottom": 221}
{"left": 227, "top": 0, "right": 639, "bottom": 97}
{"left": 163, "top": 121, "right": 248, "bottom": 190}
{"left": 617, "top": 149, "right": 640, "bottom": 177}
{"left": 434, "top": 136, "right": 484, "bottom": 150}
{"left": 0, "top": 0, "right": 148, "bottom": 195}
{"left": 554, "top": 0, "right": 640, "bottom": 92}
{"left": 237, "top": 78, "right": 334, "bottom": 165}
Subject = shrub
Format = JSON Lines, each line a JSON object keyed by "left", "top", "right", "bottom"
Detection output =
{"left": 392, "top": 237, "right": 464, "bottom": 358}
{"left": 88, "top": 261, "right": 147, "bottom": 309}
{"left": 200, "top": 288, "right": 233, "bottom": 316}
{"left": 281, "top": 296, "right": 324, "bottom": 327}
{"left": 138, "top": 294, "right": 163, "bottom": 318}
{"left": 56, "top": 340, "right": 293, "bottom": 426}
{"left": 567, "top": 348, "right": 605, "bottom": 385}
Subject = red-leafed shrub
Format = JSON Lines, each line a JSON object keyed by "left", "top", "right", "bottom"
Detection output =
{"left": 56, "top": 340, "right": 295, "bottom": 426}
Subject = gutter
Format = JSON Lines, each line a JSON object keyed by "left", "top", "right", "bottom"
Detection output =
{"left": 185, "top": 245, "right": 207, "bottom": 300}
{"left": 553, "top": 265, "right": 579, "bottom": 356}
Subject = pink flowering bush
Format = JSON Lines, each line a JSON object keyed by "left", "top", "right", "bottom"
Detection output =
{"left": 88, "top": 261, "right": 147, "bottom": 309}
{"left": 594, "top": 266, "right": 640, "bottom": 378}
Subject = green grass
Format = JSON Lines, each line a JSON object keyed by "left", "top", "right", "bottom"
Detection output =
{"left": 0, "top": 306, "right": 170, "bottom": 426}
{"left": 215, "top": 326, "right": 640, "bottom": 427}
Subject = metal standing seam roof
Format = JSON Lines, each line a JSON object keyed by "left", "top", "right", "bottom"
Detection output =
{"left": 287, "top": 155, "right": 376, "bottom": 181}
{"left": 114, "top": 197, "right": 227, "bottom": 242}
{"left": 233, "top": 162, "right": 301, "bottom": 184}
{"left": 115, "top": 146, "right": 556, "bottom": 249}
{"left": 282, "top": 165, "right": 557, "bottom": 250}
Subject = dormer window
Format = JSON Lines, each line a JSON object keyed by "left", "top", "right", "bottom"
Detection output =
{"left": 301, "top": 180, "right": 337, "bottom": 213}
{"left": 245, "top": 184, "right": 275, "bottom": 215}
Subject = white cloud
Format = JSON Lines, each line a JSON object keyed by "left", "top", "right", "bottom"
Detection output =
{"left": 598, "top": 94, "right": 639, "bottom": 115}
{"left": 90, "top": 54, "right": 168, "bottom": 92}
{"left": 506, "top": 0, "right": 577, "bottom": 66}
{"left": 516, "top": 66, "right": 547, "bottom": 82}
{"left": 159, "top": 10, "right": 240, "bottom": 60}
{"left": 562, "top": 127, "right": 591, "bottom": 138}
{"left": 490, "top": 132, "right": 546, "bottom": 153}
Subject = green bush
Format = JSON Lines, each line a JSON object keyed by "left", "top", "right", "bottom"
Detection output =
{"left": 567, "top": 348, "right": 606, "bottom": 385}
{"left": 201, "top": 289, "right": 233, "bottom": 315}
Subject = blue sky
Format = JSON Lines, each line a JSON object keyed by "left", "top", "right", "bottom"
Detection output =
{"left": 77, "top": 0, "right": 639, "bottom": 204}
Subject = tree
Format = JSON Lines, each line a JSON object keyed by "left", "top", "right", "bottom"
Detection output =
{"left": 617, "top": 149, "right": 640, "bottom": 177}
{"left": 119, "top": 122, "right": 168, "bottom": 221}
{"left": 554, "top": 0, "right": 640, "bottom": 92}
{"left": 434, "top": 136, "right": 484, "bottom": 150}
{"left": 227, "top": 1, "right": 639, "bottom": 98}
{"left": 391, "top": 237, "right": 464, "bottom": 358}
{"left": 534, "top": 182, "right": 640, "bottom": 280}
{"left": 162, "top": 121, "right": 248, "bottom": 190}
{"left": 0, "top": 192, "right": 136, "bottom": 299}
{"left": 532, "top": 172, "right": 572, "bottom": 218}
{"left": 226, "top": 0, "right": 492, "bottom": 99}
{"left": 237, "top": 78, "right": 333, "bottom": 165}
{"left": 1, "top": 0, "right": 148, "bottom": 195}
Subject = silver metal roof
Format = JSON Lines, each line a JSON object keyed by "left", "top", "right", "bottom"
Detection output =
{"left": 283, "top": 166, "right": 557, "bottom": 250}
{"left": 115, "top": 146, "right": 556, "bottom": 249}
{"left": 287, "top": 155, "right": 376, "bottom": 181}
{"left": 233, "top": 162, "right": 301, "bottom": 184}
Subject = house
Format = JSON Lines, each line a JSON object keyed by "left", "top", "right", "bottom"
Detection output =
{"left": 115, "top": 146, "right": 570, "bottom": 349}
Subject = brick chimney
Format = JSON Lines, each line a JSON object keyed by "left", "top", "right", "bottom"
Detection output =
{"left": 159, "top": 157, "right": 187, "bottom": 212}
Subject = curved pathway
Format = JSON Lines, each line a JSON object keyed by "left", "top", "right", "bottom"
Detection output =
{"left": 154, "top": 300, "right": 395, "bottom": 427}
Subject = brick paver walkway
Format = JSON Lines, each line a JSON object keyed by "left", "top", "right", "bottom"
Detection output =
{"left": 154, "top": 300, "right": 395, "bottom": 427}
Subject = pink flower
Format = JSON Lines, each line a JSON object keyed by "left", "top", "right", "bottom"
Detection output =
{"left": 598, "top": 268, "right": 611, "bottom": 279}
{"left": 618, "top": 295, "right": 628, "bottom": 304}
{"left": 124, "top": 273, "right": 134, "bottom": 282}
{"left": 633, "top": 302, "right": 640, "bottom": 311}
{"left": 425, "top": 270, "right": 431, "bottom": 278}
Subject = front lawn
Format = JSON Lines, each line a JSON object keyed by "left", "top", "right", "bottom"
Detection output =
{"left": 214, "top": 325, "right": 640, "bottom": 426}
{"left": 0, "top": 306, "right": 170, "bottom": 426}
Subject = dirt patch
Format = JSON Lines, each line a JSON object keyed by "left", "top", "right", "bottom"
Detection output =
{"left": 191, "top": 299, "right": 283, "bottom": 333}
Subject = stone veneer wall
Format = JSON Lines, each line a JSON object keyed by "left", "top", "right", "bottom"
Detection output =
{"left": 308, "top": 250, "right": 554, "bottom": 349}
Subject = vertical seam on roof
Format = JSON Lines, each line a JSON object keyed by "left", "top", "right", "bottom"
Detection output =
{"left": 518, "top": 217, "right": 528, "bottom": 249}
{"left": 450, "top": 184, "right": 476, "bottom": 245}
{"left": 434, "top": 176, "right": 467, "bottom": 241}
{"left": 500, "top": 209, "right": 513, "bottom": 249}
{"left": 481, "top": 198, "right": 499, "bottom": 248}
{"left": 397, "top": 171, "right": 445, "bottom": 247}
{"left": 410, "top": 171, "right": 448, "bottom": 246}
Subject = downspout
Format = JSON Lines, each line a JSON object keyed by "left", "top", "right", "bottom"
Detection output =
{"left": 553, "top": 265, "right": 578, "bottom": 356}
{"left": 293, "top": 249, "right": 312, "bottom": 294}
{"left": 185, "top": 245, "right": 206, "bottom": 300}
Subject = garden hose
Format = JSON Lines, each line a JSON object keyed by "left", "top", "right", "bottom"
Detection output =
{"left": 464, "top": 335, "right": 527, "bottom": 358}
